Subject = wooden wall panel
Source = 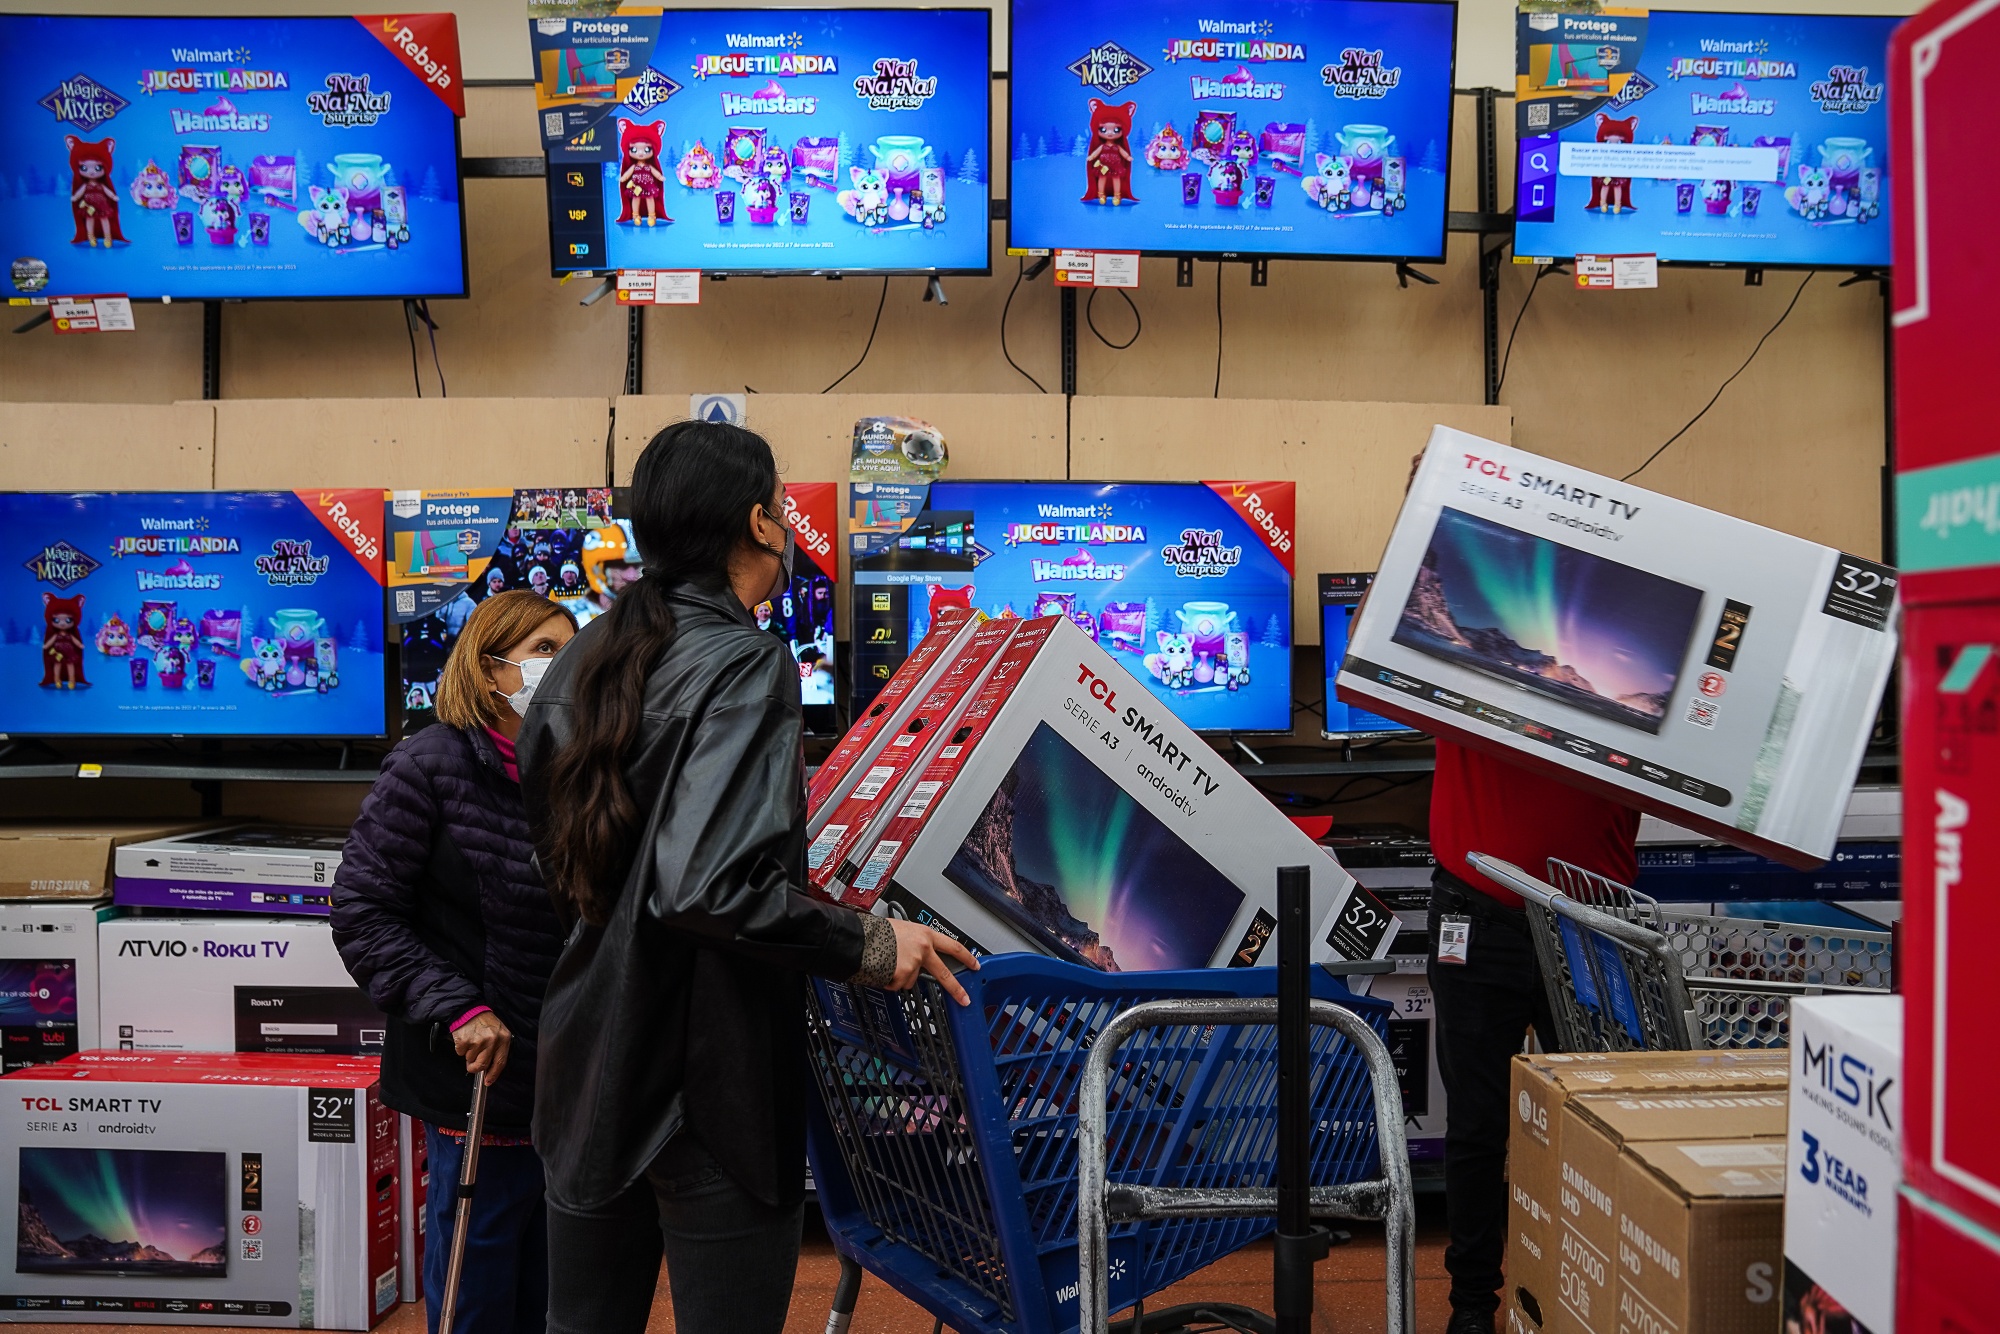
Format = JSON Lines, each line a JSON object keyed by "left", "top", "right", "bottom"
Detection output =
{"left": 211, "top": 397, "right": 610, "bottom": 489}
{"left": 1070, "top": 398, "right": 1514, "bottom": 640}
{"left": 613, "top": 392, "right": 1066, "bottom": 483}
{"left": 0, "top": 402, "right": 213, "bottom": 488}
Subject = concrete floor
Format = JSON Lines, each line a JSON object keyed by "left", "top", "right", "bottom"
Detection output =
{"left": 5, "top": 1206, "right": 1453, "bottom": 1333}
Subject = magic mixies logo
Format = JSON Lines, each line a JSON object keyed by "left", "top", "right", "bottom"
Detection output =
{"left": 624, "top": 67, "right": 681, "bottom": 113}
{"left": 1068, "top": 42, "right": 1153, "bottom": 96}
{"left": 23, "top": 541, "right": 100, "bottom": 591}
{"left": 38, "top": 74, "right": 128, "bottom": 132}
{"left": 1165, "top": 18, "right": 1306, "bottom": 65}
{"left": 1321, "top": 48, "right": 1401, "bottom": 99}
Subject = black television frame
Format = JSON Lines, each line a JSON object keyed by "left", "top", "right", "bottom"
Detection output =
{"left": 541, "top": 5, "right": 995, "bottom": 280}
{"left": 1002, "top": 0, "right": 1460, "bottom": 266}
{"left": 1508, "top": 6, "right": 1899, "bottom": 274}
{"left": 1318, "top": 571, "right": 1422, "bottom": 743}
{"left": 0, "top": 11, "right": 471, "bottom": 304}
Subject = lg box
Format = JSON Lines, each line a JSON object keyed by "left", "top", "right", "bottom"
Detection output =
{"left": 0, "top": 1054, "right": 400, "bottom": 1328}
{"left": 813, "top": 615, "right": 1397, "bottom": 973}
{"left": 1785, "top": 995, "right": 1902, "bottom": 1334}
{"left": 0, "top": 903, "right": 112, "bottom": 1072}
{"left": 1340, "top": 429, "right": 1897, "bottom": 867}
{"left": 99, "top": 917, "right": 383, "bottom": 1056}
{"left": 115, "top": 826, "right": 347, "bottom": 916}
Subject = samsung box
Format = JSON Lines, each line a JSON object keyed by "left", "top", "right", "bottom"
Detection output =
{"left": 99, "top": 917, "right": 382, "bottom": 1056}
{"left": 115, "top": 826, "right": 348, "bottom": 916}
{"left": 0, "top": 902, "right": 113, "bottom": 1072}
{"left": 816, "top": 615, "right": 1397, "bottom": 972}
{"left": 1785, "top": 996, "right": 1902, "bottom": 1334}
{"left": 0, "top": 824, "right": 216, "bottom": 903}
{"left": 1340, "top": 429, "right": 1898, "bottom": 867}
{"left": 1504, "top": 1050, "right": 1790, "bottom": 1334}
{"left": 0, "top": 1054, "right": 401, "bottom": 1327}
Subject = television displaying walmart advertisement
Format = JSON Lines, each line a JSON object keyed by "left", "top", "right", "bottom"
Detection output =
{"left": 0, "top": 14, "right": 468, "bottom": 302}
{"left": 534, "top": 6, "right": 992, "bottom": 276}
{"left": 1008, "top": 0, "right": 1457, "bottom": 261}
{"left": 1513, "top": 9, "right": 1896, "bottom": 268}
{"left": 2, "top": 491, "right": 388, "bottom": 738}
{"left": 850, "top": 480, "right": 1295, "bottom": 732}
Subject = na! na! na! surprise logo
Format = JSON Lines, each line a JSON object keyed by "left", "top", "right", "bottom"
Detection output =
{"left": 39, "top": 74, "right": 128, "bottom": 132}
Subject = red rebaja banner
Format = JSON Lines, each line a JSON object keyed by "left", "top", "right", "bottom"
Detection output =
{"left": 358, "top": 13, "right": 465, "bottom": 117}
{"left": 1204, "top": 481, "right": 1296, "bottom": 575}
{"left": 297, "top": 489, "right": 387, "bottom": 583}
{"left": 782, "top": 482, "right": 839, "bottom": 579}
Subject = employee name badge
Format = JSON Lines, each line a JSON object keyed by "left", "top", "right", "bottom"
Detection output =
{"left": 1436, "top": 915, "right": 1471, "bottom": 965}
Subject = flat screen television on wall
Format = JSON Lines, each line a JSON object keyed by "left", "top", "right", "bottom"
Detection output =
{"left": 534, "top": 6, "right": 993, "bottom": 277}
{"left": 0, "top": 490, "right": 389, "bottom": 739}
{"left": 848, "top": 480, "right": 1295, "bottom": 733}
{"left": 0, "top": 13, "right": 469, "bottom": 302}
{"left": 1512, "top": 9, "right": 1897, "bottom": 269}
{"left": 1007, "top": 0, "right": 1458, "bottom": 262}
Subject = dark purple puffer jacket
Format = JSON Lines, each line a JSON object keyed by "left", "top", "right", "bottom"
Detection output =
{"left": 332, "top": 722, "right": 566, "bottom": 1134}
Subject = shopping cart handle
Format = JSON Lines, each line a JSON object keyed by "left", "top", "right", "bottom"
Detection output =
{"left": 1464, "top": 854, "right": 1561, "bottom": 908}
{"left": 1318, "top": 959, "right": 1396, "bottom": 978}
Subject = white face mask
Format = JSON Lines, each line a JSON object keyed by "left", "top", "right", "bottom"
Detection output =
{"left": 491, "top": 654, "right": 553, "bottom": 718}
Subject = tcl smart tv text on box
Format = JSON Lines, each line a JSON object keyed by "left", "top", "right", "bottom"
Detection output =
{"left": 0, "top": 904, "right": 110, "bottom": 1073}
{"left": 534, "top": 6, "right": 992, "bottom": 277}
{"left": 1513, "top": 9, "right": 1896, "bottom": 269}
{"left": 1008, "top": 0, "right": 1457, "bottom": 262}
{"left": 1339, "top": 428, "right": 1897, "bottom": 867}
{"left": 848, "top": 480, "right": 1296, "bottom": 733}
{"left": 115, "top": 827, "right": 346, "bottom": 916}
{"left": 2, "top": 491, "right": 388, "bottom": 739}
{"left": 0, "top": 1056, "right": 401, "bottom": 1328}
{"left": 0, "top": 13, "right": 468, "bottom": 302}
{"left": 822, "top": 615, "right": 1396, "bottom": 973}
{"left": 99, "top": 917, "right": 382, "bottom": 1056}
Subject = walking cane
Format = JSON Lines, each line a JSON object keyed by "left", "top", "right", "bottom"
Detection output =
{"left": 435, "top": 1071, "right": 490, "bottom": 1334}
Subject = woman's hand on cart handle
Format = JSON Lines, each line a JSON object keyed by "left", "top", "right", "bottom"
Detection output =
{"left": 453, "top": 1011, "right": 513, "bottom": 1085}
{"left": 887, "top": 919, "right": 979, "bottom": 1005}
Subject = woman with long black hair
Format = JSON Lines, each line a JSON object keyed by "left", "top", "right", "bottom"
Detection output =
{"left": 518, "top": 420, "right": 975, "bottom": 1334}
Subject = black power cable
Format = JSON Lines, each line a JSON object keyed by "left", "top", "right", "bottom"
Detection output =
{"left": 1496, "top": 263, "right": 1552, "bottom": 397}
{"left": 999, "top": 258, "right": 1047, "bottom": 392}
{"left": 403, "top": 301, "right": 423, "bottom": 398}
{"left": 822, "top": 277, "right": 890, "bottom": 394}
{"left": 1213, "top": 262, "right": 1224, "bottom": 398}
{"left": 1623, "top": 271, "right": 1814, "bottom": 482}
{"left": 1085, "top": 285, "right": 1140, "bottom": 350}
{"left": 419, "top": 299, "right": 446, "bottom": 397}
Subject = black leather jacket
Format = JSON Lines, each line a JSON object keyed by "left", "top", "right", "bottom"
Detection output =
{"left": 518, "top": 578, "right": 868, "bottom": 1210}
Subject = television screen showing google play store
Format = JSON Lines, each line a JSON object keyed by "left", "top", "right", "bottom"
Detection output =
{"left": 1513, "top": 9, "right": 1896, "bottom": 268}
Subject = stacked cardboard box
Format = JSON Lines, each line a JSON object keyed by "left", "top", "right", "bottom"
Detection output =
{"left": 0, "top": 1054, "right": 401, "bottom": 1328}
{"left": 808, "top": 613, "right": 1398, "bottom": 972}
{"left": 1784, "top": 996, "right": 1901, "bottom": 1334}
{"left": 1504, "top": 1050, "right": 1790, "bottom": 1334}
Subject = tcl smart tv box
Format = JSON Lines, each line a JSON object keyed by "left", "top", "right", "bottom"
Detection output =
{"left": 1339, "top": 429, "right": 1898, "bottom": 867}
{"left": 115, "top": 826, "right": 348, "bottom": 916}
{"left": 0, "top": 1054, "right": 401, "bottom": 1328}
{"left": 99, "top": 917, "right": 382, "bottom": 1056}
{"left": 0, "top": 902, "right": 112, "bottom": 1072}
{"left": 817, "top": 615, "right": 1397, "bottom": 973}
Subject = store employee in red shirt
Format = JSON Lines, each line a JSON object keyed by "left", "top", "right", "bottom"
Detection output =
{"left": 1429, "top": 739, "right": 1638, "bottom": 1334}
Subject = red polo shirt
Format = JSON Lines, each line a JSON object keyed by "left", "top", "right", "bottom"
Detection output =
{"left": 1429, "top": 740, "right": 1640, "bottom": 906}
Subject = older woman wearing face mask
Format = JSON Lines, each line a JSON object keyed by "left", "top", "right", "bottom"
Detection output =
{"left": 332, "top": 589, "right": 578, "bottom": 1334}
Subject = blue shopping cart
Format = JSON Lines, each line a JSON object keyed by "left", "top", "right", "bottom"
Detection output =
{"left": 804, "top": 952, "right": 1405, "bottom": 1334}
